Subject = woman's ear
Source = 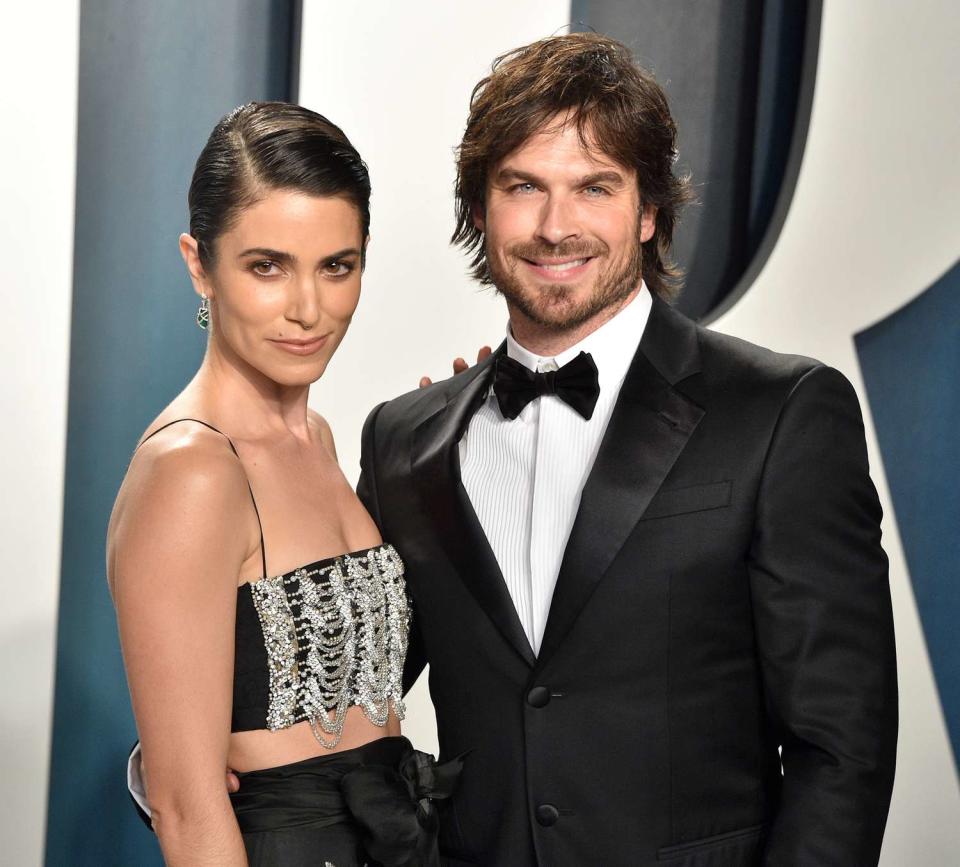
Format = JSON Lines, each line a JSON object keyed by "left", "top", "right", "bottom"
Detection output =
{"left": 360, "top": 233, "right": 371, "bottom": 271}
{"left": 179, "top": 233, "right": 211, "bottom": 298}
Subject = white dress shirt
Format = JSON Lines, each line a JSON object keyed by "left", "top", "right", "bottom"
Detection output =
{"left": 459, "top": 285, "right": 653, "bottom": 654}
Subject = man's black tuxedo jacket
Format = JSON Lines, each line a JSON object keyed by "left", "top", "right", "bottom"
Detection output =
{"left": 357, "top": 297, "right": 898, "bottom": 866}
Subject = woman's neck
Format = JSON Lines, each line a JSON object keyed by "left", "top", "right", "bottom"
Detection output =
{"left": 188, "top": 340, "right": 314, "bottom": 442}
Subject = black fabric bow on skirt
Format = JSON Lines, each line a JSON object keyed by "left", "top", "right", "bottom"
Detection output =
{"left": 229, "top": 736, "right": 464, "bottom": 867}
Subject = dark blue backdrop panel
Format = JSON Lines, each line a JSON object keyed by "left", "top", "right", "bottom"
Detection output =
{"left": 856, "top": 260, "right": 960, "bottom": 772}
{"left": 571, "top": 0, "right": 812, "bottom": 321}
{"left": 46, "top": 2, "right": 296, "bottom": 864}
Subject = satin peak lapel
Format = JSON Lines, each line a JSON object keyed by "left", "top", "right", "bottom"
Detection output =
{"left": 536, "top": 298, "right": 705, "bottom": 667}
{"left": 411, "top": 349, "right": 536, "bottom": 668}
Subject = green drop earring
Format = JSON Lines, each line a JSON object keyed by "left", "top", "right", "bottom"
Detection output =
{"left": 196, "top": 294, "right": 210, "bottom": 329}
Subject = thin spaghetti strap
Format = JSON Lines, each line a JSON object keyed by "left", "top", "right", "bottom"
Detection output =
{"left": 136, "top": 418, "right": 268, "bottom": 579}
{"left": 138, "top": 418, "right": 241, "bottom": 455}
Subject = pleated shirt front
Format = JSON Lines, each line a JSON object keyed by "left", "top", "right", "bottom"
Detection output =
{"left": 458, "top": 286, "right": 652, "bottom": 654}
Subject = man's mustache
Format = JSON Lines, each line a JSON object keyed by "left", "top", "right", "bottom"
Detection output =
{"left": 506, "top": 241, "right": 608, "bottom": 261}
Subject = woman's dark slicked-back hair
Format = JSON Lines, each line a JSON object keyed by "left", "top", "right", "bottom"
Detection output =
{"left": 189, "top": 101, "right": 371, "bottom": 267}
{"left": 453, "top": 33, "right": 693, "bottom": 300}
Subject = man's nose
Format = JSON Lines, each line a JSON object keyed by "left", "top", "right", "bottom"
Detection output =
{"left": 535, "top": 195, "right": 580, "bottom": 246}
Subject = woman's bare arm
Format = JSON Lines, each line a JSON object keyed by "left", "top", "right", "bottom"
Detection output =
{"left": 111, "top": 430, "right": 256, "bottom": 865}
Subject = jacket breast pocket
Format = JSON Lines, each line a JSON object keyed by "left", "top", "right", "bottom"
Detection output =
{"left": 641, "top": 480, "right": 732, "bottom": 521}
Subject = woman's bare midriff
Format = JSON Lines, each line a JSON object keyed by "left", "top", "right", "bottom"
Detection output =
{"left": 228, "top": 706, "right": 403, "bottom": 772}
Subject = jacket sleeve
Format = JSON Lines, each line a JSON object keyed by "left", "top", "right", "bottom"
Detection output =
{"left": 356, "top": 401, "right": 427, "bottom": 695}
{"left": 357, "top": 402, "right": 387, "bottom": 528}
{"left": 748, "top": 365, "right": 898, "bottom": 866}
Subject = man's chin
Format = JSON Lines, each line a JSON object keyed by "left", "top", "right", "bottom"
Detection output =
{"left": 492, "top": 269, "right": 621, "bottom": 329}
{"left": 511, "top": 293, "right": 595, "bottom": 331}
{"left": 505, "top": 281, "right": 584, "bottom": 309}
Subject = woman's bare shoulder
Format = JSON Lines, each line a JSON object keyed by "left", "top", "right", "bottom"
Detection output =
{"left": 124, "top": 420, "right": 247, "bottom": 502}
{"left": 108, "top": 422, "right": 253, "bottom": 592}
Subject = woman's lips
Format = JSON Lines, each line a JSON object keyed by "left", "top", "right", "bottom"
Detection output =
{"left": 269, "top": 334, "right": 330, "bottom": 356}
{"left": 521, "top": 256, "right": 595, "bottom": 281}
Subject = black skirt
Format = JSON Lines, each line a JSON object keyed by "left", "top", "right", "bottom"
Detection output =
{"left": 230, "top": 736, "right": 462, "bottom": 867}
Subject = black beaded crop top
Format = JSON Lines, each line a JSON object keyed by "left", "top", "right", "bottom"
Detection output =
{"left": 138, "top": 419, "right": 409, "bottom": 749}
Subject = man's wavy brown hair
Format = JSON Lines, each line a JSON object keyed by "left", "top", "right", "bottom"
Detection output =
{"left": 453, "top": 33, "right": 693, "bottom": 300}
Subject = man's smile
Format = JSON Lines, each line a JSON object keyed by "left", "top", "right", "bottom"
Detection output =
{"left": 520, "top": 255, "right": 596, "bottom": 280}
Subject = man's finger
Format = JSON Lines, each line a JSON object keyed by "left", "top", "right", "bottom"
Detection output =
{"left": 423, "top": 346, "right": 490, "bottom": 386}
{"left": 227, "top": 771, "right": 240, "bottom": 794}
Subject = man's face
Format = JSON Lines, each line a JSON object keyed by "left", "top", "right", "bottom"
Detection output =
{"left": 476, "top": 115, "right": 657, "bottom": 332}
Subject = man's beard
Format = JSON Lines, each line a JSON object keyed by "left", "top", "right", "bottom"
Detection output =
{"left": 486, "top": 235, "right": 644, "bottom": 332}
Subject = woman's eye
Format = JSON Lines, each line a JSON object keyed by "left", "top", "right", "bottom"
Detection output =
{"left": 252, "top": 260, "right": 279, "bottom": 276}
{"left": 326, "top": 260, "right": 354, "bottom": 277}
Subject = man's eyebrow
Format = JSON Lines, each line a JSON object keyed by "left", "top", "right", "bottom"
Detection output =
{"left": 577, "top": 170, "right": 627, "bottom": 187}
{"left": 493, "top": 168, "right": 628, "bottom": 187}
{"left": 493, "top": 168, "right": 543, "bottom": 186}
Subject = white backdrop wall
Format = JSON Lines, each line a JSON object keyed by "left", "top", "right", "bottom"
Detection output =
{"left": 0, "top": 3, "right": 80, "bottom": 865}
{"left": 299, "top": 2, "right": 960, "bottom": 865}
{"left": 298, "top": 0, "right": 571, "bottom": 755}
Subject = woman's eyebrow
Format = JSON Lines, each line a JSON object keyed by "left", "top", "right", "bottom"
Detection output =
{"left": 320, "top": 247, "right": 362, "bottom": 263}
{"left": 238, "top": 247, "right": 295, "bottom": 264}
{"left": 238, "top": 247, "right": 361, "bottom": 264}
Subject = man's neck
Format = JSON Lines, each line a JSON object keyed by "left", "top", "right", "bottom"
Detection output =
{"left": 507, "top": 285, "right": 643, "bottom": 357}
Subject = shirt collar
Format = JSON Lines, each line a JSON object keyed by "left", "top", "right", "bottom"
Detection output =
{"left": 504, "top": 283, "right": 652, "bottom": 393}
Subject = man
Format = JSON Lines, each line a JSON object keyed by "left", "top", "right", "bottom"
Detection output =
{"left": 356, "top": 33, "right": 897, "bottom": 865}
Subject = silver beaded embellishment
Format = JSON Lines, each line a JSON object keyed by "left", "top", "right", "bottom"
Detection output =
{"left": 248, "top": 544, "right": 409, "bottom": 748}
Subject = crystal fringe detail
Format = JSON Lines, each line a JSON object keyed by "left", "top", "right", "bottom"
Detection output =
{"left": 249, "top": 544, "right": 409, "bottom": 748}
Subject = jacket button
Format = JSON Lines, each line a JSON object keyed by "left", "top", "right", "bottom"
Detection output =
{"left": 527, "top": 686, "right": 551, "bottom": 708}
{"left": 535, "top": 804, "right": 560, "bottom": 827}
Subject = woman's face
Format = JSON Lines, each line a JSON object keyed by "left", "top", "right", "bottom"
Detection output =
{"left": 182, "top": 188, "right": 365, "bottom": 388}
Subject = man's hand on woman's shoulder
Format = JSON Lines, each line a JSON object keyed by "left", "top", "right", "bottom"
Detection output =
{"left": 419, "top": 346, "right": 492, "bottom": 388}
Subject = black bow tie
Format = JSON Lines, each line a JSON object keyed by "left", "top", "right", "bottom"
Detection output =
{"left": 492, "top": 351, "right": 600, "bottom": 421}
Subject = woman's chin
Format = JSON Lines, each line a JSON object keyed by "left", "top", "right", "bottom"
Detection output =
{"left": 259, "top": 360, "right": 330, "bottom": 389}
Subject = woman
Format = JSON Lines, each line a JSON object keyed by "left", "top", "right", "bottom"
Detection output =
{"left": 108, "top": 102, "right": 457, "bottom": 866}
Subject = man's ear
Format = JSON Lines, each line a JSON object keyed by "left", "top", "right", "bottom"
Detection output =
{"left": 639, "top": 203, "right": 658, "bottom": 244}
{"left": 472, "top": 201, "right": 486, "bottom": 233}
{"left": 179, "top": 233, "right": 211, "bottom": 298}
